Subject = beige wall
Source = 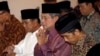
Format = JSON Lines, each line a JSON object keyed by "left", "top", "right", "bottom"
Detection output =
{"left": 0, "top": 0, "right": 78, "bottom": 22}
{"left": 8, "top": 0, "right": 44, "bottom": 22}
{"left": 70, "top": 0, "right": 78, "bottom": 8}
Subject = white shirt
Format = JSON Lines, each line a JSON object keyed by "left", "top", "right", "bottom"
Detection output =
{"left": 14, "top": 28, "right": 40, "bottom": 56}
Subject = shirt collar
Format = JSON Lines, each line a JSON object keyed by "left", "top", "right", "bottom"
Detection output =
{"left": 87, "top": 10, "right": 95, "bottom": 19}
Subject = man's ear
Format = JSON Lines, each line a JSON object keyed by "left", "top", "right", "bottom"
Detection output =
{"left": 54, "top": 15, "right": 59, "bottom": 22}
{"left": 74, "top": 29, "right": 80, "bottom": 35}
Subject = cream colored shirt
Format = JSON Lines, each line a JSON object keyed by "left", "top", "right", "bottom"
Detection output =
{"left": 14, "top": 29, "right": 39, "bottom": 56}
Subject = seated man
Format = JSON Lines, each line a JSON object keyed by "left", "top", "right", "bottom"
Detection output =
{"left": 0, "top": 1, "right": 26, "bottom": 56}
{"left": 13, "top": 9, "right": 41, "bottom": 56}
{"left": 55, "top": 13, "right": 85, "bottom": 56}
{"left": 55, "top": 13, "right": 85, "bottom": 44}
{"left": 34, "top": 3, "right": 72, "bottom": 56}
{"left": 2, "top": 9, "right": 41, "bottom": 56}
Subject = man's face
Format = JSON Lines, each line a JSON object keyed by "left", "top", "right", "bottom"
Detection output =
{"left": 0, "top": 11, "right": 10, "bottom": 21}
{"left": 0, "top": 11, "right": 10, "bottom": 31}
{"left": 41, "top": 13, "right": 58, "bottom": 29}
{"left": 61, "top": 29, "right": 82, "bottom": 44}
{"left": 22, "top": 19, "right": 36, "bottom": 32}
{"left": 79, "top": 3, "right": 91, "bottom": 16}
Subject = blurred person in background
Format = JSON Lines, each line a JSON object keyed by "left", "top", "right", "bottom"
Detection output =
{"left": 78, "top": 0, "right": 100, "bottom": 44}
{"left": 57, "top": 1, "right": 73, "bottom": 16}
{"left": 0, "top": 1, "right": 26, "bottom": 56}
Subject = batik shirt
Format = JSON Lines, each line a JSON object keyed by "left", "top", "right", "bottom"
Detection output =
{"left": 81, "top": 11, "right": 100, "bottom": 43}
{"left": 0, "top": 15, "right": 26, "bottom": 55}
{"left": 72, "top": 11, "right": 100, "bottom": 56}
{"left": 71, "top": 35, "right": 96, "bottom": 56}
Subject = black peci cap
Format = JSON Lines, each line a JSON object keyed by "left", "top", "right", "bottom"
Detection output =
{"left": 21, "top": 9, "right": 39, "bottom": 20}
{"left": 57, "top": 1, "right": 72, "bottom": 11}
{"left": 42, "top": 3, "right": 59, "bottom": 13}
{"left": 55, "top": 13, "right": 81, "bottom": 34}
{"left": 78, "top": 0, "right": 96, "bottom": 4}
{"left": 0, "top": 1, "right": 10, "bottom": 12}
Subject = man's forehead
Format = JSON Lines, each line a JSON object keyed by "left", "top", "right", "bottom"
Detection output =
{"left": 22, "top": 19, "right": 32, "bottom": 22}
{"left": 78, "top": 3, "right": 89, "bottom": 7}
{"left": 79, "top": 3, "right": 86, "bottom": 5}
{"left": 42, "top": 13, "right": 50, "bottom": 17}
